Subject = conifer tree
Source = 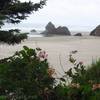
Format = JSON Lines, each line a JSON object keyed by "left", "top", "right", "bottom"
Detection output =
{"left": 0, "top": 0, "right": 46, "bottom": 44}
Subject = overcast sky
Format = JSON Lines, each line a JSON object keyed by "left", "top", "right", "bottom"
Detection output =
{"left": 3, "top": 0, "right": 100, "bottom": 32}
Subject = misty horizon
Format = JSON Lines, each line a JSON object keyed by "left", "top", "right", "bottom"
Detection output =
{"left": 2, "top": 0, "right": 100, "bottom": 33}
{"left": 2, "top": 22, "right": 97, "bottom": 33}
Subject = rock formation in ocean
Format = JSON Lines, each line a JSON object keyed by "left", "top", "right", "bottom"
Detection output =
{"left": 46, "top": 22, "right": 56, "bottom": 32}
{"left": 56, "top": 26, "right": 70, "bottom": 35}
{"left": 74, "top": 33, "right": 82, "bottom": 36}
{"left": 30, "top": 29, "right": 37, "bottom": 33}
{"left": 90, "top": 25, "right": 100, "bottom": 36}
{"left": 41, "top": 22, "right": 71, "bottom": 36}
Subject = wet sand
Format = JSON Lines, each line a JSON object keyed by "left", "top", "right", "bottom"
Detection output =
{"left": 0, "top": 36, "right": 100, "bottom": 75}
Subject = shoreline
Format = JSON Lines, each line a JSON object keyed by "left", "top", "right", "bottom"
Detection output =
{"left": 0, "top": 36, "right": 100, "bottom": 74}
{"left": 27, "top": 36, "right": 100, "bottom": 41}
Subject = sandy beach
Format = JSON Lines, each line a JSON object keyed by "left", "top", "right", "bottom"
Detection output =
{"left": 0, "top": 36, "right": 100, "bottom": 75}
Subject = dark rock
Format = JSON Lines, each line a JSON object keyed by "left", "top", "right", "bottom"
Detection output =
{"left": 31, "top": 29, "right": 37, "bottom": 32}
{"left": 46, "top": 22, "right": 56, "bottom": 33}
{"left": 41, "top": 22, "right": 71, "bottom": 36}
{"left": 74, "top": 33, "right": 82, "bottom": 36}
{"left": 90, "top": 25, "right": 100, "bottom": 36}
{"left": 56, "top": 26, "right": 70, "bottom": 35}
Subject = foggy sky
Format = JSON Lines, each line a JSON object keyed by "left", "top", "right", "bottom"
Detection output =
{"left": 2, "top": 0, "right": 100, "bottom": 32}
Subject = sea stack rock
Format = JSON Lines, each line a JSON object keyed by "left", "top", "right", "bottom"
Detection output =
{"left": 45, "top": 22, "right": 56, "bottom": 34}
{"left": 90, "top": 25, "right": 100, "bottom": 36}
{"left": 56, "top": 26, "right": 70, "bottom": 35}
{"left": 74, "top": 33, "right": 82, "bottom": 36}
{"left": 31, "top": 29, "right": 37, "bottom": 33}
{"left": 41, "top": 22, "right": 71, "bottom": 36}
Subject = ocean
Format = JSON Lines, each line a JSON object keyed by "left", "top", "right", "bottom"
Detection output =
{"left": 28, "top": 31, "right": 90, "bottom": 37}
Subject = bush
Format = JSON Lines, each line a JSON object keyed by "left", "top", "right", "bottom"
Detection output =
{"left": 0, "top": 96, "right": 6, "bottom": 100}
{"left": 85, "top": 59, "right": 100, "bottom": 83}
{"left": 66, "top": 55, "right": 100, "bottom": 84}
{"left": 61, "top": 52, "right": 100, "bottom": 100}
{"left": 0, "top": 46, "right": 55, "bottom": 100}
{"left": 0, "top": 47, "right": 100, "bottom": 100}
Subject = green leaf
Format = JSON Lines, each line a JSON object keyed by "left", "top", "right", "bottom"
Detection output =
{"left": 60, "top": 78, "right": 66, "bottom": 82}
{"left": 27, "top": 49, "right": 36, "bottom": 57}
{"left": 23, "top": 46, "right": 29, "bottom": 51}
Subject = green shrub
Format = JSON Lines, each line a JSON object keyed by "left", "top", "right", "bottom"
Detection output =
{"left": 0, "top": 46, "right": 55, "bottom": 100}
{"left": 0, "top": 96, "right": 6, "bottom": 100}
{"left": 0, "top": 47, "right": 100, "bottom": 100}
{"left": 60, "top": 51, "right": 100, "bottom": 100}
{"left": 85, "top": 59, "right": 100, "bottom": 83}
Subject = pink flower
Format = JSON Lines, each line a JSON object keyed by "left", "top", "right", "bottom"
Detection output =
{"left": 79, "top": 61, "right": 83, "bottom": 65}
{"left": 92, "top": 84, "right": 100, "bottom": 90}
{"left": 38, "top": 50, "right": 48, "bottom": 61}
